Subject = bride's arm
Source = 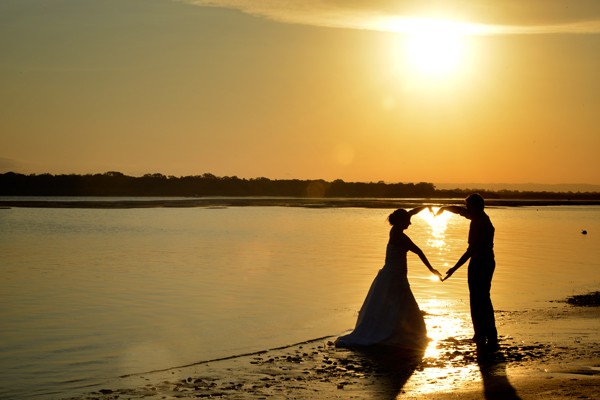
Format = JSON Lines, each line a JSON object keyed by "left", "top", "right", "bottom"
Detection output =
{"left": 407, "top": 239, "right": 442, "bottom": 280}
{"left": 408, "top": 205, "right": 433, "bottom": 217}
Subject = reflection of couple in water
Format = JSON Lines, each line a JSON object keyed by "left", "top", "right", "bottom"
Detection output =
{"left": 335, "top": 193, "right": 498, "bottom": 353}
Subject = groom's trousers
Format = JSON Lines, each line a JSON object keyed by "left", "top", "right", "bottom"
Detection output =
{"left": 468, "top": 253, "right": 498, "bottom": 344}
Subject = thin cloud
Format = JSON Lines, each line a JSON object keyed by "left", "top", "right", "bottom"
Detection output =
{"left": 177, "top": 0, "right": 600, "bottom": 34}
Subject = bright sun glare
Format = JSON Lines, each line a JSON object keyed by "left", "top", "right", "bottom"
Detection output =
{"left": 417, "top": 207, "right": 452, "bottom": 246}
{"left": 402, "top": 19, "right": 466, "bottom": 76}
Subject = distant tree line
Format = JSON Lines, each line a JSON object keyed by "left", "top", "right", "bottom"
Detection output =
{"left": 1, "top": 172, "right": 599, "bottom": 199}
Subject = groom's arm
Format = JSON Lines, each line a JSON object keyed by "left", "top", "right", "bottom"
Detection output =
{"left": 444, "top": 248, "right": 472, "bottom": 280}
{"left": 436, "top": 205, "right": 468, "bottom": 218}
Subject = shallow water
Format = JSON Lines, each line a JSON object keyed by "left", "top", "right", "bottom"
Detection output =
{"left": 0, "top": 202, "right": 598, "bottom": 399}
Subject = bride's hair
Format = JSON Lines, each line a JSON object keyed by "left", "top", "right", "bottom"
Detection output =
{"left": 387, "top": 209, "right": 409, "bottom": 226}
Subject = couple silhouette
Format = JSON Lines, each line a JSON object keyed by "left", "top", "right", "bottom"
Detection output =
{"left": 335, "top": 194, "right": 498, "bottom": 352}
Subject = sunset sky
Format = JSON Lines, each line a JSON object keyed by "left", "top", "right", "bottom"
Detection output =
{"left": 1, "top": 0, "right": 599, "bottom": 186}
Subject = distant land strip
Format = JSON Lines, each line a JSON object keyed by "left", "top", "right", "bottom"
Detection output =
{"left": 1, "top": 172, "right": 599, "bottom": 208}
{"left": 1, "top": 198, "right": 600, "bottom": 210}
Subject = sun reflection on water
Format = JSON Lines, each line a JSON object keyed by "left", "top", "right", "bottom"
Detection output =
{"left": 399, "top": 299, "right": 480, "bottom": 395}
{"left": 417, "top": 207, "right": 452, "bottom": 250}
{"left": 422, "top": 299, "right": 469, "bottom": 359}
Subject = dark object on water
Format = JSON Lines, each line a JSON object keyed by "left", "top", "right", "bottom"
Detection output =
{"left": 581, "top": 229, "right": 587, "bottom": 234}
{"left": 566, "top": 292, "right": 600, "bottom": 307}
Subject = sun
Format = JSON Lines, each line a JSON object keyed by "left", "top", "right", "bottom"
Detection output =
{"left": 403, "top": 19, "right": 466, "bottom": 77}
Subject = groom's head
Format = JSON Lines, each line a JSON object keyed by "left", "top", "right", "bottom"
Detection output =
{"left": 465, "top": 193, "right": 485, "bottom": 212}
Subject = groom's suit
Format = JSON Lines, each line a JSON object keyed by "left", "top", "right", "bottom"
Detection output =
{"left": 466, "top": 212, "right": 498, "bottom": 345}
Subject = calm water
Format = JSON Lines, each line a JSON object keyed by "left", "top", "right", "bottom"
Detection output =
{"left": 1, "top": 202, "right": 599, "bottom": 399}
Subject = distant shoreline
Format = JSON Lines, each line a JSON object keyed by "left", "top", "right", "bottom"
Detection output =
{"left": 2, "top": 197, "right": 600, "bottom": 209}
{"left": 3, "top": 173, "right": 599, "bottom": 201}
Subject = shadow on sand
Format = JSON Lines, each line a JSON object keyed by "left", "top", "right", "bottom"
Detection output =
{"left": 350, "top": 345, "right": 425, "bottom": 399}
{"left": 478, "top": 349, "right": 522, "bottom": 400}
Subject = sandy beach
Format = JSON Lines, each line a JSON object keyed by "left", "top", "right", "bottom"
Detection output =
{"left": 67, "top": 293, "right": 599, "bottom": 400}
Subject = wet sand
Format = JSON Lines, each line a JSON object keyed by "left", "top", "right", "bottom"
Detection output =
{"left": 68, "top": 294, "right": 599, "bottom": 400}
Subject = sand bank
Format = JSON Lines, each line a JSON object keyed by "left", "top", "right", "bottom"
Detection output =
{"left": 67, "top": 295, "right": 599, "bottom": 400}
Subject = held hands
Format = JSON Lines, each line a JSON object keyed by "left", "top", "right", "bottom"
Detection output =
{"left": 442, "top": 266, "right": 459, "bottom": 282}
{"left": 431, "top": 268, "right": 443, "bottom": 281}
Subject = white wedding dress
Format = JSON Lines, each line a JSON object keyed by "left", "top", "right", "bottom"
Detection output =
{"left": 335, "top": 241, "right": 428, "bottom": 349}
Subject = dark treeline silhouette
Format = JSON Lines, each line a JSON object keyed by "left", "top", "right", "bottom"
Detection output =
{"left": 1, "top": 172, "right": 599, "bottom": 200}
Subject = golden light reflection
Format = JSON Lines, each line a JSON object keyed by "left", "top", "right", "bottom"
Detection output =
{"left": 409, "top": 364, "right": 480, "bottom": 396}
{"left": 417, "top": 207, "right": 451, "bottom": 250}
{"left": 423, "top": 302, "right": 466, "bottom": 359}
{"left": 406, "top": 299, "right": 479, "bottom": 395}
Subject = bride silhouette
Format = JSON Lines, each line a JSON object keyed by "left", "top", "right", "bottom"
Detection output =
{"left": 336, "top": 206, "right": 442, "bottom": 349}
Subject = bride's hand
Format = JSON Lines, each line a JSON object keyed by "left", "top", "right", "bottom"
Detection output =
{"left": 432, "top": 269, "right": 443, "bottom": 280}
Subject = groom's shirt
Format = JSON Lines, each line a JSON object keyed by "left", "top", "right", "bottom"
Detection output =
{"left": 467, "top": 212, "right": 495, "bottom": 258}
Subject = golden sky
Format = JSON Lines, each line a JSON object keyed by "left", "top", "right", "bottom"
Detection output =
{"left": 1, "top": 0, "right": 599, "bottom": 185}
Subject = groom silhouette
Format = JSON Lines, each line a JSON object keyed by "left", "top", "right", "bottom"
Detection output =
{"left": 437, "top": 194, "right": 498, "bottom": 351}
